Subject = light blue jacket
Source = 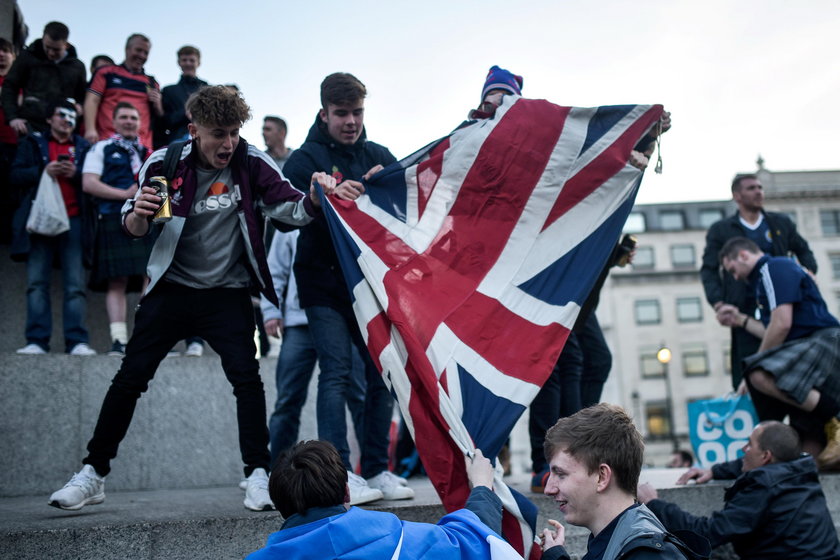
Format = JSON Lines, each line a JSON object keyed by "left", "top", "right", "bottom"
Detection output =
{"left": 259, "top": 229, "right": 308, "bottom": 328}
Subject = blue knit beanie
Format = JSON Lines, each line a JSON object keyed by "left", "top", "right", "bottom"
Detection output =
{"left": 481, "top": 65, "right": 523, "bottom": 102}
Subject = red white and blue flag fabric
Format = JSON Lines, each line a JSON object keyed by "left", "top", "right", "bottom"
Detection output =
{"left": 317, "top": 96, "right": 664, "bottom": 558}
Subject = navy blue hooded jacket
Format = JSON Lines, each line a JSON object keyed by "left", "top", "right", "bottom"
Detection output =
{"left": 647, "top": 456, "right": 840, "bottom": 560}
{"left": 283, "top": 114, "right": 396, "bottom": 315}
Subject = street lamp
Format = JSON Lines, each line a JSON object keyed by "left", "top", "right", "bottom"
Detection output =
{"left": 656, "top": 344, "right": 679, "bottom": 451}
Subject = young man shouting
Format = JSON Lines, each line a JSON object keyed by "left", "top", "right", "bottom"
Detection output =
{"left": 49, "top": 85, "right": 357, "bottom": 512}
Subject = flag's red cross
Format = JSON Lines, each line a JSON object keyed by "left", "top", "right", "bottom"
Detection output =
{"left": 327, "top": 99, "right": 663, "bottom": 557}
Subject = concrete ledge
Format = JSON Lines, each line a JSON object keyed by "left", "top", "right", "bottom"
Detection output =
{"left": 0, "top": 354, "right": 318, "bottom": 497}
{"left": 0, "top": 480, "right": 445, "bottom": 560}
{"left": 2, "top": 471, "right": 838, "bottom": 560}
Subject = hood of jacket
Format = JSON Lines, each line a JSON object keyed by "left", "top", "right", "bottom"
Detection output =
{"left": 730, "top": 454, "right": 818, "bottom": 494}
{"left": 27, "top": 38, "right": 80, "bottom": 63}
{"left": 253, "top": 507, "right": 401, "bottom": 559}
{"left": 302, "top": 112, "right": 369, "bottom": 153}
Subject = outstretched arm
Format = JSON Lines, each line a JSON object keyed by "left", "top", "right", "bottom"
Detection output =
{"left": 463, "top": 449, "right": 503, "bottom": 535}
{"left": 647, "top": 482, "right": 769, "bottom": 549}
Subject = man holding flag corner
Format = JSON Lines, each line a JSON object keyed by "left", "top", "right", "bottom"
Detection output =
{"left": 312, "top": 64, "right": 671, "bottom": 557}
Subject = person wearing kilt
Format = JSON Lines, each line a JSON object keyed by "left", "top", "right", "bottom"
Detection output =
{"left": 82, "top": 101, "right": 152, "bottom": 355}
{"left": 716, "top": 237, "right": 840, "bottom": 468}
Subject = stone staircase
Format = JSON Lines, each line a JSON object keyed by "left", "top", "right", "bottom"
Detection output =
{"left": 2, "top": 245, "right": 839, "bottom": 559}
{"left": 3, "top": 466, "right": 838, "bottom": 559}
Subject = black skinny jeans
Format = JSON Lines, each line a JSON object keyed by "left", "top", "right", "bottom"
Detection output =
{"left": 83, "top": 282, "right": 270, "bottom": 477}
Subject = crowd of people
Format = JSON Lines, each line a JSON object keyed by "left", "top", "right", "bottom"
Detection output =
{"left": 3, "top": 18, "right": 840, "bottom": 560}
{"left": 0, "top": 20, "right": 425, "bottom": 514}
{"left": 1, "top": 24, "right": 214, "bottom": 356}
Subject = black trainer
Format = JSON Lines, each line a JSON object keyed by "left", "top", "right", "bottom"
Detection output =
{"left": 107, "top": 340, "right": 126, "bottom": 356}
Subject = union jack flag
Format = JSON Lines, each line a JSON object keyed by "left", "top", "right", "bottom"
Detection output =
{"left": 318, "top": 96, "right": 664, "bottom": 558}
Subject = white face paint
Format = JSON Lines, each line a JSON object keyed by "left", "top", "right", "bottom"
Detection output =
{"left": 48, "top": 106, "right": 77, "bottom": 137}
{"left": 58, "top": 107, "right": 77, "bottom": 129}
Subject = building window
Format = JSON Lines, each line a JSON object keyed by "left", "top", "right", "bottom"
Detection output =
{"left": 625, "top": 212, "right": 646, "bottom": 233}
{"left": 698, "top": 209, "right": 724, "bottom": 229}
{"left": 645, "top": 401, "right": 671, "bottom": 439}
{"left": 635, "top": 299, "right": 661, "bottom": 325}
{"left": 820, "top": 210, "right": 840, "bottom": 236}
{"left": 633, "top": 246, "right": 655, "bottom": 270}
{"left": 676, "top": 297, "right": 703, "bottom": 322}
{"left": 640, "top": 348, "right": 665, "bottom": 378}
{"left": 670, "top": 244, "right": 696, "bottom": 268}
{"left": 660, "top": 210, "right": 685, "bottom": 231}
{"left": 830, "top": 254, "right": 840, "bottom": 279}
{"left": 682, "top": 344, "right": 709, "bottom": 377}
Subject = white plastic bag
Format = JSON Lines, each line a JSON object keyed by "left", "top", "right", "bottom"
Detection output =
{"left": 26, "top": 168, "right": 69, "bottom": 236}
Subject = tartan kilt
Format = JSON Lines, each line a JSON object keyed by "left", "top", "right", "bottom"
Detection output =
{"left": 743, "top": 327, "right": 840, "bottom": 404}
{"left": 89, "top": 212, "right": 154, "bottom": 292}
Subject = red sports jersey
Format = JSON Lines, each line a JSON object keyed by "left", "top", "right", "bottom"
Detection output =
{"left": 47, "top": 139, "right": 79, "bottom": 217}
{"left": 88, "top": 64, "right": 158, "bottom": 150}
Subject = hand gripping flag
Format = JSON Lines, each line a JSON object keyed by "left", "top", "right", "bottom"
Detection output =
{"left": 317, "top": 96, "right": 664, "bottom": 558}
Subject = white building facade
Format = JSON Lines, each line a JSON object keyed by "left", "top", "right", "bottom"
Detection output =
{"left": 597, "top": 165, "right": 840, "bottom": 463}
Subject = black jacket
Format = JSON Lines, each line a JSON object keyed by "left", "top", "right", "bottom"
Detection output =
{"left": 283, "top": 114, "right": 396, "bottom": 314}
{"left": 544, "top": 534, "right": 708, "bottom": 560}
{"left": 0, "top": 39, "right": 87, "bottom": 132}
{"left": 543, "top": 504, "right": 709, "bottom": 560}
{"left": 153, "top": 74, "right": 208, "bottom": 149}
{"left": 700, "top": 210, "right": 816, "bottom": 312}
{"left": 647, "top": 456, "right": 840, "bottom": 560}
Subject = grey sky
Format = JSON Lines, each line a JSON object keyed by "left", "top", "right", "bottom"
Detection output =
{"left": 20, "top": 0, "right": 840, "bottom": 203}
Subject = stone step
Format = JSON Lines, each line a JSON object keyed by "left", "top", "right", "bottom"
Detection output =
{"left": 2, "top": 471, "right": 838, "bottom": 559}
{"left": 0, "top": 244, "right": 142, "bottom": 355}
{"left": 0, "top": 353, "right": 310, "bottom": 497}
{"left": 0, "top": 479, "right": 443, "bottom": 560}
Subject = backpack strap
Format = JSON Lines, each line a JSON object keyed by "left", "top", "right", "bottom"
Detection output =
{"left": 162, "top": 140, "right": 187, "bottom": 180}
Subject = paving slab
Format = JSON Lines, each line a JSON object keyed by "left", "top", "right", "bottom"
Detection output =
{"left": 5, "top": 470, "right": 824, "bottom": 560}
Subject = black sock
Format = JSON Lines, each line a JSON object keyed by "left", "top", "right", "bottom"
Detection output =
{"left": 812, "top": 394, "right": 840, "bottom": 423}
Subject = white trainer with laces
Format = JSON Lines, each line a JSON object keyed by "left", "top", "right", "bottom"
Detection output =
{"left": 16, "top": 343, "right": 46, "bottom": 355}
{"left": 347, "top": 471, "right": 383, "bottom": 505}
{"left": 48, "top": 465, "right": 105, "bottom": 510}
{"left": 367, "top": 470, "right": 415, "bottom": 500}
{"left": 184, "top": 342, "right": 204, "bottom": 357}
{"left": 69, "top": 343, "right": 97, "bottom": 356}
{"left": 243, "top": 468, "right": 273, "bottom": 511}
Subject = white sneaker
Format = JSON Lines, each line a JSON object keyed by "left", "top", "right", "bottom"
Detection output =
{"left": 367, "top": 470, "right": 415, "bottom": 500}
{"left": 347, "top": 471, "right": 383, "bottom": 505}
{"left": 16, "top": 343, "right": 46, "bottom": 355}
{"left": 48, "top": 465, "right": 105, "bottom": 510}
{"left": 184, "top": 342, "right": 204, "bottom": 357}
{"left": 238, "top": 478, "right": 248, "bottom": 491}
{"left": 69, "top": 343, "right": 97, "bottom": 356}
{"left": 243, "top": 468, "right": 273, "bottom": 511}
